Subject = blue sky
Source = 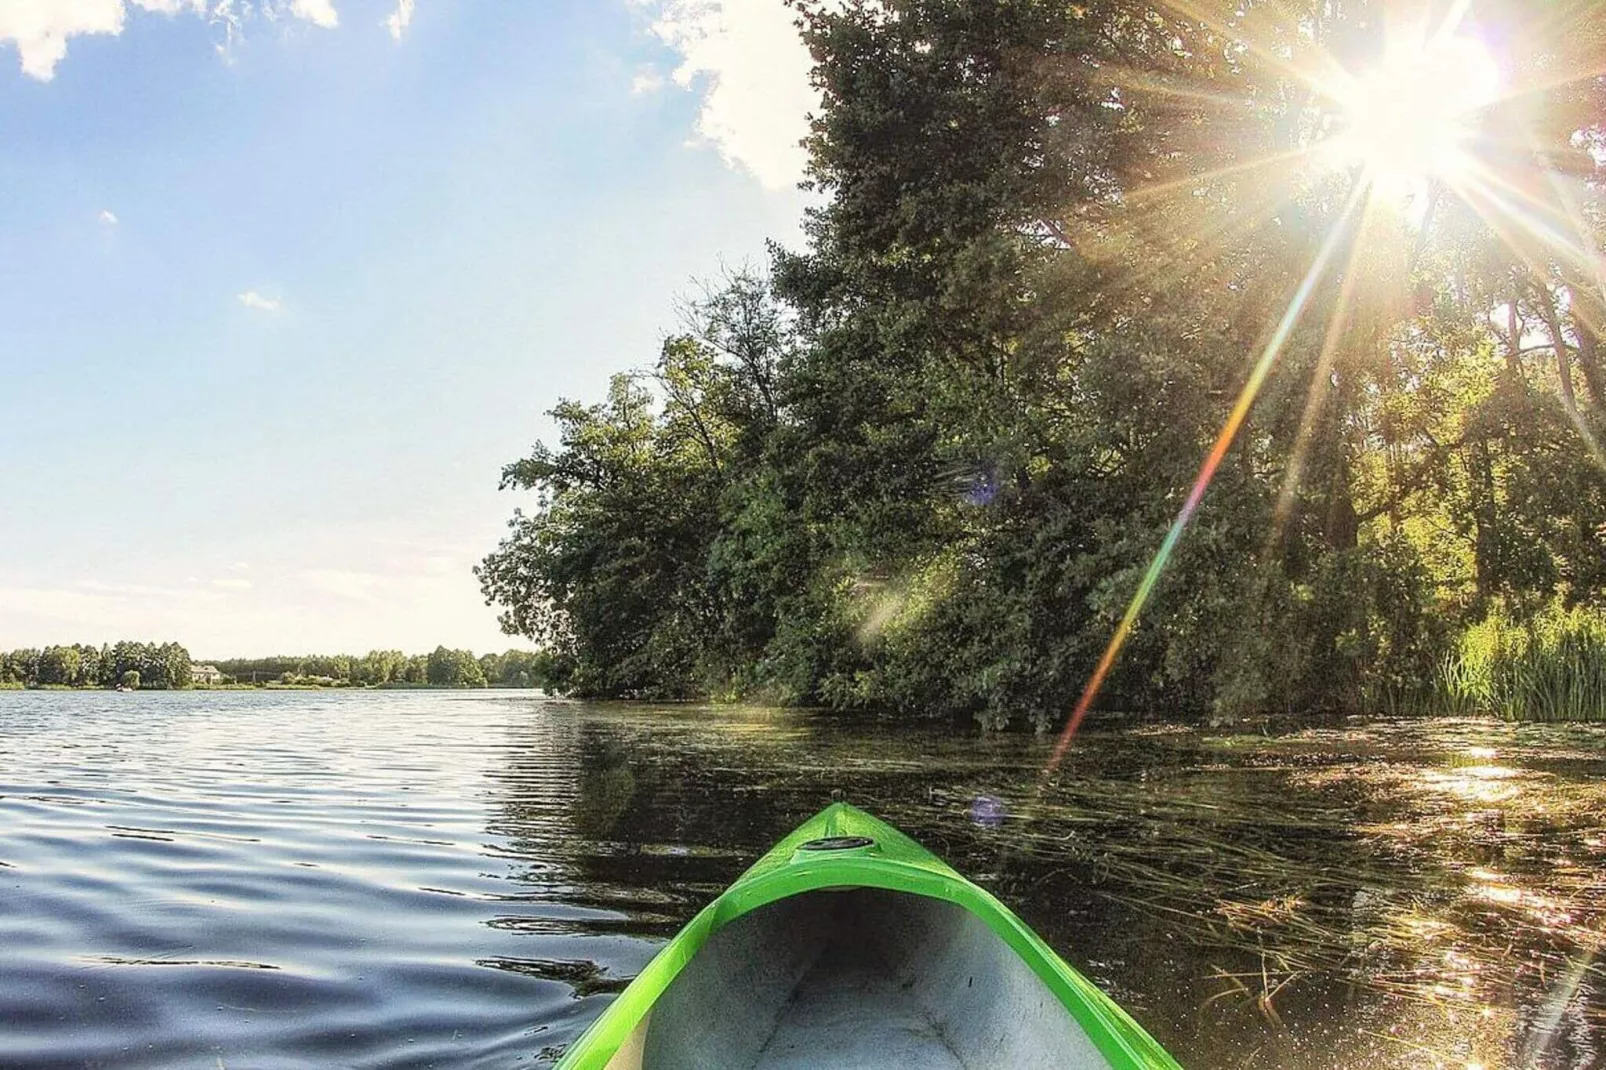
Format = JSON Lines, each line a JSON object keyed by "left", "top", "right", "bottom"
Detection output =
{"left": 0, "top": 0, "right": 814, "bottom": 656}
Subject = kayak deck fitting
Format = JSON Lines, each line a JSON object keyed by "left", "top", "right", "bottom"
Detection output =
{"left": 555, "top": 803, "right": 1182, "bottom": 1070}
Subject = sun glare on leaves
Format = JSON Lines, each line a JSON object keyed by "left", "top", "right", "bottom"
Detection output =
{"left": 1329, "top": 30, "right": 1503, "bottom": 203}
{"left": 1044, "top": 1, "right": 1604, "bottom": 766}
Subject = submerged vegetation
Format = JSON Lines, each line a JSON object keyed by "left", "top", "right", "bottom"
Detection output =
{"left": 481, "top": 0, "right": 1606, "bottom": 724}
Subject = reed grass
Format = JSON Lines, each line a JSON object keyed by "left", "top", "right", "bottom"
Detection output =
{"left": 1436, "top": 604, "right": 1606, "bottom": 722}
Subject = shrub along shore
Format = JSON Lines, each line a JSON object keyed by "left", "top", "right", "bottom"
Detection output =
{"left": 1427, "top": 606, "right": 1606, "bottom": 723}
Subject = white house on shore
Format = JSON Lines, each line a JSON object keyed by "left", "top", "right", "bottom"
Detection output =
{"left": 192, "top": 664, "right": 223, "bottom": 686}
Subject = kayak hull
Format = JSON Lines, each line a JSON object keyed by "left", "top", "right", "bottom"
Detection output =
{"left": 554, "top": 803, "right": 1181, "bottom": 1070}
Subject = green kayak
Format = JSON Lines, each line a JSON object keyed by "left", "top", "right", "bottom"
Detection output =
{"left": 554, "top": 802, "right": 1182, "bottom": 1069}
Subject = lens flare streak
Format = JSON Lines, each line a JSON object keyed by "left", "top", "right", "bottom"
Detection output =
{"left": 1449, "top": 166, "right": 1606, "bottom": 470}
{"left": 1030, "top": 1, "right": 1606, "bottom": 774}
{"left": 1272, "top": 205, "right": 1373, "bottom": 541}
{"left": 1046, "top": 181, "right": 1368, "bottom": 771}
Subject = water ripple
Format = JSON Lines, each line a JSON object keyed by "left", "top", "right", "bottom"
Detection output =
{"left": 1, "top": 691, "right": 1602, "bottom": 1068}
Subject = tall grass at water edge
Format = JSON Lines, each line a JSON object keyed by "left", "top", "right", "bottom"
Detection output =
{"left": 1434, "top": 604, "right": 1606, "bottom": 722}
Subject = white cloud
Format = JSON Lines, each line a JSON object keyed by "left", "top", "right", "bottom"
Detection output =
{"left": 0, "top": 526, "right": 513, "bottom": 655}
{"left": 299, "top": 568, "right": 385, "bottom": 601}
{"left": 0, "top": 0, "right": 338, "bottom": 81}
{"left": 76, "top": 578, "right": 193, "bottom": 596}
{"left": 1, "top": 0, "right": 126, "bottom": 80}
{"left": 290, "top": 0, "right": 337, "bottom": 30}
{"left": 98, "top": 209, "right": 118, "bottom": 225}
{"left": 0, "top": 579, "right": 226, "bottom": 639}
{"left": 631, "top": 66, "right": 664, "bottom": 94}
{"left": 0, "top": 585, "right": 140, "bottom": 625}
{"left": 633, "top": 0, "right": 819, "bottom": 189}
{"left": 237, "top": 290, "right": 283, "bottom": 312}
{"left": 384, "top": 0, "right": 412, "bottom": 40}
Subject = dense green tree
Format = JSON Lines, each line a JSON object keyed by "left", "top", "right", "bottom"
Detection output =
{"left": 482, "top": 0, "right": 1606, "bottom": 724}
{"left": 425, "top": 646, "right": 487, "bottom": 688}
{"left": 36, "top": 646, "right": 82, "bottom": 686}
{"left": 478, "top": 269, "right": 799, "bottom": 699}
{"left": 493, "top": 648, "right": 557, "bottom": 687}
{"left": 76, "top": 645, "right": 104, "bottom": 688}
{"left": 2, "top": 649, "right": 39, "bottom": 686}
{"left": 353, "top": 650, "right": 405, "bottom": 685}
{"left": 206, "top": 648, "right": 532, "bottom": 687}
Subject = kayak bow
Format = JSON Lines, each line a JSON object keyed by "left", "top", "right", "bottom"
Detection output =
{"left": 555, "top": 802, "right": 1182, "bottom": 1069}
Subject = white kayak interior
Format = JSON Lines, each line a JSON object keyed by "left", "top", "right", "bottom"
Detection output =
{"left": 602, "top": 887, "right": 1113, "bottom": 1070}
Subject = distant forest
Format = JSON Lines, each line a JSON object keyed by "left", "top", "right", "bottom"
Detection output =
{"left": 213, "top": 649, "right": 553, "bottom": 689}
{"left": 0, "top": 642, "right": 192, "bottom": 690}
{"left": 0, "top": 644, "right": 551, "bottom": 690}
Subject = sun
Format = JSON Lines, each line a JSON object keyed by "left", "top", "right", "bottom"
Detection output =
{"left": 1330, "top": 30, "right": 1504, "bottom": 199}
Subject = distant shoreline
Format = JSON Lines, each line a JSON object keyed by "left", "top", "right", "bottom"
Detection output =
{"left": 2, "top": 643, "right": 554, "bottom": 691}
{"left": 0, "top": 682, "right": 543, "bottom": 692}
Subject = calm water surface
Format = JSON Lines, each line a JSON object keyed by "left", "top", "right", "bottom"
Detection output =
{"left": 1, "top": 690, "right": 1602, "bottom": 1069}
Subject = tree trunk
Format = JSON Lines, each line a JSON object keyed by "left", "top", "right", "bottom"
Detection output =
{"left": 1324, "top": 461, "right": 1358, "bottom": 551}
{"left": 1533, "top": 282, "right": 1603, "bottom": 459}
{"left": 1568, "top": 285, "right": 1606, "bottom": 413}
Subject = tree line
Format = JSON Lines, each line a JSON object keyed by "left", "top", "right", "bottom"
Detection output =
{"left": 211, "top": 648, "right": 553, "bottom": 689}
{"left": 0, "top": 644, "right": 551, "bottom": 690}
{"left": 479, "top": 0, "right": 1606, "bottom": 724}
{"left": 1, "top": 642, "right": 193, "bottom": 690}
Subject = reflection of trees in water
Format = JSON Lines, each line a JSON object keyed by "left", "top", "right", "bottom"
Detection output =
{"left": 572, "top": 741, "right": 635, "bottom": 842}
{"left": 482, "top": 700, "right": 583, "bottom": 882}
{"left": 475, "top": 703, "right": 663, "bottom": 1012}
{"left": 558, "top": 712, "right": 816, "bottom": 913}
{"left": 474, "top": 956, "right": 632, "bottom": 997}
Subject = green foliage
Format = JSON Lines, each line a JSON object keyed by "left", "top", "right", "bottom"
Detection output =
{"left": 478, "top": 273, "right": 787, "bottom": 699}
{"left": 1436, "top": 604, "right": 1606, "bottom": 722}
{"left": 0, "top": 644, "right": 548, "bottom": 691}
{"left": 211, "top": 648, "right": 549, "bottom": 688}
{"left": 119, "top": 669, "right": 140, "bottom": 690}
{"left": 36, "top": 646, "right": 81, "bottom": 686}
{"left": 216, "top": 653, "right": 392, "bottom": 684}
{"left": 478, "top": 649, "right": 557, "bottom": 688}
{"left": 0, "top": 642, "right": 190, "bottom": 689}
{"left": 108, "top": 642, "right": 191, "bottom": 689}
{"left": 480, "top": 0, "right": 1606, "bottom": 724}
{"left": 425, "top": 646, "right": 488, "bottom": 688}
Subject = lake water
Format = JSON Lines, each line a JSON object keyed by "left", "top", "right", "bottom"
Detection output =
{"left": 0, "top": 690, "right": 1601, "bottom": 1069}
